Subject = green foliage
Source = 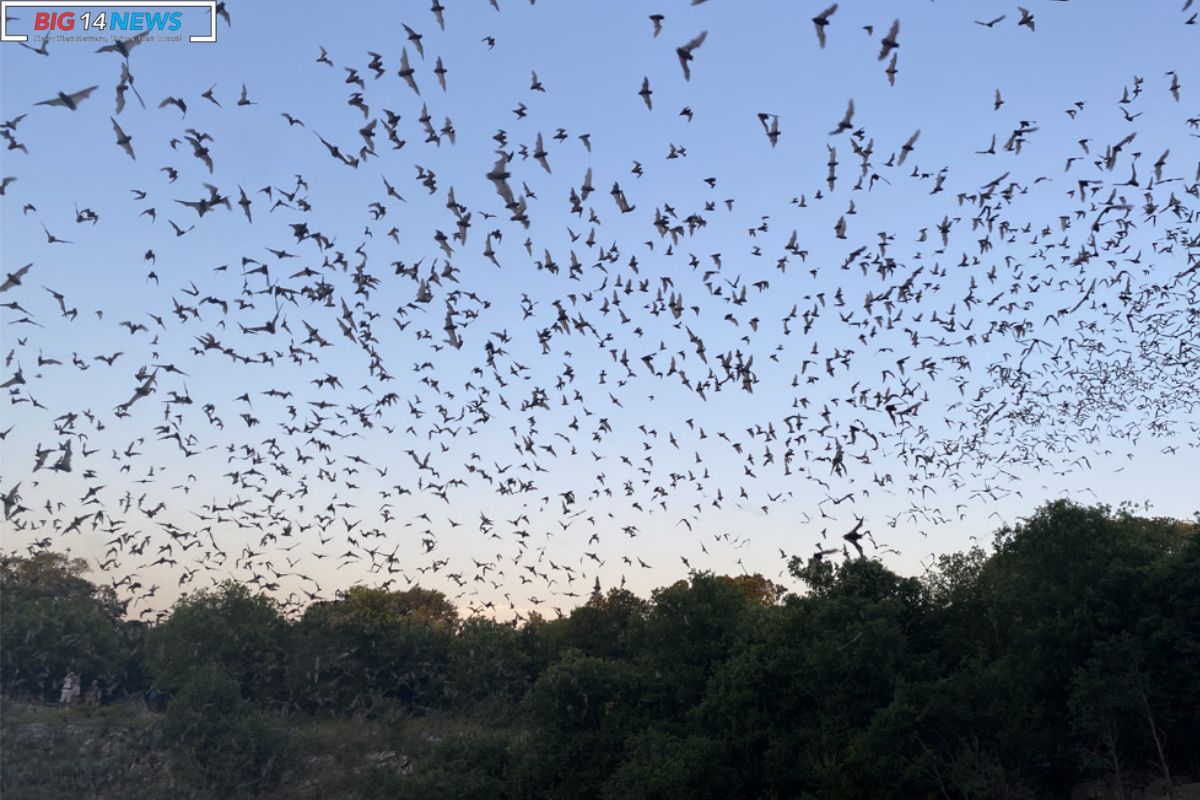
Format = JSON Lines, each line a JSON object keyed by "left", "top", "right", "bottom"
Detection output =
{"left": 289, "top": 585, "right": 456, "bottom": 713}
{"left": 552, "top": 587, "right": 649, "bottom": 661}
{"left": 691, "top": 560, "right": 926, "bottom": 799}
{"left": 163, "top": 662, "right": 292, "bottom": 796}
{"left": 145, "top": 581, "right": 289, "bottom": 704}
{"left": 358, "top": 731, "right": 513, "bottom": 800}
{"left": 967, "top": 501, "right": 1193, "bottom": 782}
{"left": 447, "top": 617, "right": 531, "bottom": 715}
{"left": 3, "top": 502, "right": 1198, "bottom": 798}
{"left": 601, "top": 730, "right": 740, "bottom": 800}
{"left": 320, "top": 585, "right": 460, "bottom": 630}
{"left": 516, "top": 651, "right": 649, "bottom": 798}
{"left": 1, "top": 552, "right": 128, "bottom": 698}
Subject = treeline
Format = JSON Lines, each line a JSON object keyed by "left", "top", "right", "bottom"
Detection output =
{"left": 2, "top": 501, "right": 1198, "bottom": 799}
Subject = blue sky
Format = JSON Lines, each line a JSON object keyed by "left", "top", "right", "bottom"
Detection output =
{"left": 2, "top": 0, "right": 1198, "bottom": 617}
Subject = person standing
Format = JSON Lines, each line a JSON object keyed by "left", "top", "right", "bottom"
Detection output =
{"left": 59, "top": 671, "right": 80, "bottom": 705}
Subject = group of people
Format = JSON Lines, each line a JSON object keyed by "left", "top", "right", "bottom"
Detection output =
{"left": 58, "top": 671, "right": 101, "bottom": 706}
{"left": 57, "top": 670, "right": 169, "bottom": 710}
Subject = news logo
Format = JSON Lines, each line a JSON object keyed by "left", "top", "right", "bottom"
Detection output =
{"left": 32, "top": 10, "right": 184, "bottom": 31}
{"left": 1, "top": 1, "right": 217, "bottom": 43}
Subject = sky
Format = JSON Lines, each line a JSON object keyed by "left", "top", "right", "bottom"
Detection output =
{"left": 1, "top": 0, "right": 1198, "bottom": 619}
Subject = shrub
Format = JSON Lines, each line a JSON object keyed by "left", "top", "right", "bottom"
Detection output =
{"left": 163, "top": 662, "right": 292, "bottom": 795}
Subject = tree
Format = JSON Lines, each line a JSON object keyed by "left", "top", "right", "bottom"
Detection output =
{"left": 3, "top": 503, "right": 1194, "bottom": 797}
{"left": 633, "top": 572, "right": 773, "bottom": 715}
{"left": 695, "top": 559, "right": 926, "bottom": 799}
{"left": 969, "top": 501, "right": 1192, "bottom": 787}
{"left": 447, "top": 616, "right": 531, "bottom": 715}
{"left": 602, "top": 730, "right": 741, "bottom": 800}
{"left": 554, "top": 587, "right": 649, "bottom": 661}
{"left": 289, "top": 586, "right": 456, "bottom": 712}
{"left": 145, "top": 581, "right": 289, "bottom": 705}
{"left": 0, "top": 552, "right": 127, "bottom": 698}
{"left": 516, "top": 650, "right": 649, "bottom": 799}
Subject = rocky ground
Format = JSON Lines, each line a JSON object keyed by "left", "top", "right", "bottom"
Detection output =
{"left": 0, "top": 698, "right": 470, "bottom": 800}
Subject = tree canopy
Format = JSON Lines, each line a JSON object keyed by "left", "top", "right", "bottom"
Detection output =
{"left": 2, "top": 501, "right": 1197, "bottom": 798}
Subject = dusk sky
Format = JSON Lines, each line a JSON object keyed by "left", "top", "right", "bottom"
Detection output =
{"left": 2, "top": 0, "right": 1197, "bottom": 618}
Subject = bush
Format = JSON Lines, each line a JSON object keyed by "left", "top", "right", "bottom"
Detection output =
{"left": 163, "top": 662, "right": 292, "bottom": 795}
{"left": 146, "top": 581, "right": 289, "bottom": 706}
{"left": 356, "top": 732, "right": 512, "bottom": 800}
